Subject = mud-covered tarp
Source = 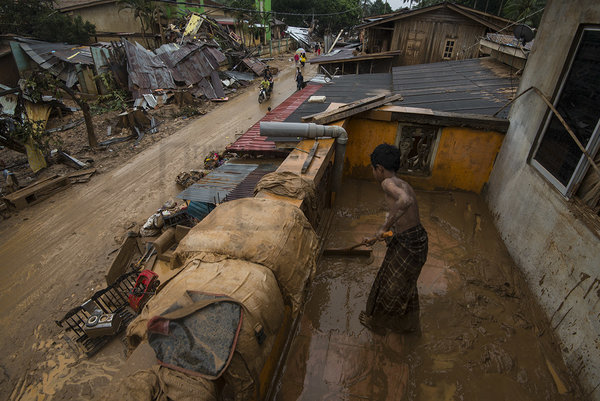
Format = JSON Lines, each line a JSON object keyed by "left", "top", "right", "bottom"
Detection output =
{"left": 174, "top": 197, "right": 319, "bottom": 312}
{"left": 127, "top": 258, "right": 285, "bottom": 400}
{"left": 110, "top": 365, "right": 217, "bottom": 401}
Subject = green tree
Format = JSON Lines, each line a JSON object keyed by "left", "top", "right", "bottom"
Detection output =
{"left": 272, "top": 0, "right": 361, "bottom": 35}
{"left": 0, "top": 0, "right": 95, "bottom": 43}
{"left": 117, "top": 0, "right": 165, "bottom": 48}
{"left": 503, "top": 0, "right": 545, "bottom": 27}
{"left": 368, "top": 0, "right": 393, "bottom": 16}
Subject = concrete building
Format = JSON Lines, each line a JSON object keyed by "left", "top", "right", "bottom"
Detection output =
{"left": 486, "top": 0, "right": 600, "bottom": 398}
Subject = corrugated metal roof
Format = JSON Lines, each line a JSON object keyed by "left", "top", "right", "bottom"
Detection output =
{"left": 283, "top": 73, "right": 392, "bottom": 124}
{"left": 154, "top": 42, "right": 225, "bottom": 99}
{"left": 242, "top": 58, "right": 268, "bottom": 76}
{"left": 176, "top": 163, "right": 258, "bottom": 203}
{"left": 485, "top": 33, "right": 534, "bottom": 50}
{"left": 123, "top": 40, "right": 175, "bottom": 97}
{"left": 227, "top": 84, "right": 322, "bottom": 153}
{"left": 391, "top": 58, "right": 518, "bottom": 118}
{"left": 223, "top": 164, "right": 277, "bottom": 202}
{"left": 14, "top": 37, "right": 94, "bottom": 66}
{"left": 286, "top": 26, "right": 311, "bottom": 48}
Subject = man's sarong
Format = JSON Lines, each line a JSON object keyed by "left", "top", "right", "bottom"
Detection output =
{"left": 366, "top": 224, "right": 428, "bottom": 330}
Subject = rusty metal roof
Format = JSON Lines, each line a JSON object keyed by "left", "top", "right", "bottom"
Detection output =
{"left": 154, "top": 42, "right": 226, "bottom": 99}
{"left": 123, "top": 40, "right": 175, "bottom": 97}
{"left": 227, "top": 84, "right": 322, "bottom": 153}
{"left": 223, "top": 164, "right": 277, "bottom": 202}
{"left": 176, "top": 163, "right": 259, "bottom": 204}
{"left": 14, "top": 37, "right": 94, "bottom": 66}
{"left": 242, "top": 58, "right": 267, "bottom": 76}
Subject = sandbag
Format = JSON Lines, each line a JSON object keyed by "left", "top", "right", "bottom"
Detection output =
{"left": 174, "top": 198, "right": 318, "bottom": 313}
{"left": 109, "top": 365, "right": 217, "bottom": 401}
{"left": 127, "top": 258, "right": 285, "bottom": 400}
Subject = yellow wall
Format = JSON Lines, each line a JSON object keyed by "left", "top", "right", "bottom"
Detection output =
{"left": 344, "top": 119, "right": 505, "bottom": 194}
{"left": 343, "top": 118, "right": 398, "bottom": 179}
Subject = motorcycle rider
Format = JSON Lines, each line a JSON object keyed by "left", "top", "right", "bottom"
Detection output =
{"left": 263, "top": 68, "right": 274, "bottom": 95}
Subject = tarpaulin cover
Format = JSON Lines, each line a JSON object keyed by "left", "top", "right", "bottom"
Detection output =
{"left": 174, "top": 198, "right": 318, "bottom": 313}
{"left": 110, "top": 365, "right": 217, "bottom": 401}
{"left": 147, "top": 292, "right": 242, "bottom": 379}
{"left": 127, "top": 258, "right": 285, "bottom": 400}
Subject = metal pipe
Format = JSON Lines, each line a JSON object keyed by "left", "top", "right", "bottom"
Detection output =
{"left": 260, "top": 122, "right": 347, "bottom": 194}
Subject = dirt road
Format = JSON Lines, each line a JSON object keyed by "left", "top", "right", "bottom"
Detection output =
{"left": 0, "top": 62, "right": 314, "bottom": 400}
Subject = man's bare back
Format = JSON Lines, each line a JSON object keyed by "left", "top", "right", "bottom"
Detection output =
{"left": 380, "top": 176, "right": 421, "bottom": 235}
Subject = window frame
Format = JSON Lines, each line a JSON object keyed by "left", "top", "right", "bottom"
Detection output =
{"left": 394, "top": 124, "right": 441, "bottom": 176}
{"left": 442, "top": 39, "right": 455, "bottom": 60}
{"left": 530, "top": 26, "right": 600, "bottom": 198}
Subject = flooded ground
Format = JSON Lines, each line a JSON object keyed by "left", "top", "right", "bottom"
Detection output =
{"left": 272, "top": 178, "right": 584, "bottom": 400}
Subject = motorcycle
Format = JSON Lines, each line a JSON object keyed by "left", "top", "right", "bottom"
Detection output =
{"left": 258, "top": 79, "right": 273, "bottom": 104}
{"left": 258, "top": 86, "right": 270, "bottom": 104}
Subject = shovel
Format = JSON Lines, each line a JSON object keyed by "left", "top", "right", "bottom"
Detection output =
{"left": 323, "top": 231, "right": 393, "bottom": 257}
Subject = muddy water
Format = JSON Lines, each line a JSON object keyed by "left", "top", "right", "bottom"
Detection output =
{"left": 273, "top": 178, "right": 584, "bottom": 400}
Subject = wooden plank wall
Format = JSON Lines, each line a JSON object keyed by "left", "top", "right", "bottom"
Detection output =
{"left": 367, "top": 8, "right": 487, "bottom": 66}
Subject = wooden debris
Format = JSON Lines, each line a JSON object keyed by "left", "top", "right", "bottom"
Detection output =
{"left": 3, "top": 175, "right": 70, "bottom": 210}
{"left": 301, "top": 94, "right": 404, "bottom": 125}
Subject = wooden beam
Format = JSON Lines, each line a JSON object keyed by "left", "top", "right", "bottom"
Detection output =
{"left": 302, "top": 95, "right": 386, "bottom": 122}
{"left": 303, "top": 94, "right": 404, "bottom": 125}
{"left": 362, "top": 106, "right": 510, "bottom": 132}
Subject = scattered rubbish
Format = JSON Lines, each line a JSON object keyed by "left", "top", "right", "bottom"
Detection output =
{"left": 204, "top": 151, "right": 228, "bottom": 170}
{"left": 56, "top": 271, "right": 137, "bottom": 356}
{"left": 2, "top": 169, "right": 19, "bottom": 193}
{"left": 67, "top": 168, "right": 97, "bottom": 184}
{"left": 129, "top": 270, "right": 160, "bottom": 312}
{"left": 223, "top": 70, "right": 254, "bottom": 83}
{"left": 99, "top": 135, "right": 136, "bottom": 146}
{"left": 106, "top": 235, "right": 143, "bottom": 285}
{"left": 45, "top": 119, "right": 84, "bottom": 134}
{"left": 51, "top": 149, "right": 89, "bottom": 169}
{"left": 140, "top": 212, "right": 164, "bottom": 237}
{"left": 175, "top": 170, "right": 206, "bottom": 189}
{"left": 84, "top": 311, "right": 123, "bottom": 338}
{"left": 2, "top": 175, "right": 70, "bottom": 210}
{"left": 242, "top": 57, "right": 269, "bottom": 76}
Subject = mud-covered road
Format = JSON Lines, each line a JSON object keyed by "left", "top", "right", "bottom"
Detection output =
{"left": 0, "top": 62, "right": 313, "bottom": 401}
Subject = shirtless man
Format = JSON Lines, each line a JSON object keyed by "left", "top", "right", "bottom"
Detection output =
{"left": 359, "top": 143, "right": 428, "bottom": 334}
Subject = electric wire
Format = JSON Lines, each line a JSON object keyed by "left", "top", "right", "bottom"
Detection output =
{"left": 151, "top": 0, "right": 363, "bottom": 17}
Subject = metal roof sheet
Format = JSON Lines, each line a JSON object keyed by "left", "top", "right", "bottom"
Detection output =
{"left": 154, "top": 42, "right": 225, "bottom": 98}
{"left": 123, "top": 40, "right": 175, "bottom": 96}
{"left": 223, "top": 164, "right": 277, "bottom": 202}
{"left": 391, "top": 58, "right": 518, "bottom": 118}
{"left": 14, "top": 37, "right": 94, "bottom": 66}
{"left": 176, "top": 163, "right": 258, "bottom": 203}
{"left": 227, "top": 84, "right": 322, "bottom": 153}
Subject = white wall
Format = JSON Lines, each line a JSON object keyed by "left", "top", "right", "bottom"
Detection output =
{"left": 486, "top": 0, "right": 600, "bottom": 397}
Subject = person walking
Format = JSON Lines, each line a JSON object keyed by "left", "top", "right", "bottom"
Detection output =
{"left": 296, "top": 68, "right": 304, "bottom": 91}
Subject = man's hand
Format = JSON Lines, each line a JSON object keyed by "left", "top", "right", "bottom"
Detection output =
{"left": 363, "top": 230, "right": 393, "bottom": 246}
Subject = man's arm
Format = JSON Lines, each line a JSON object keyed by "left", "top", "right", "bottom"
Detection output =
{"left": 378, "top": 179, "right": 414, "bottom": 235}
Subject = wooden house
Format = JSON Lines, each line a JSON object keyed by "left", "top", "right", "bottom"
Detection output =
{"left": 360, "top": 2, "right": 513, "bottom": 66}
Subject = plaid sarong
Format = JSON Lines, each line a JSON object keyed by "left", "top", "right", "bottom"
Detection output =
{"left": 366, "top": 224, "right": 428, "bottom": 329}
